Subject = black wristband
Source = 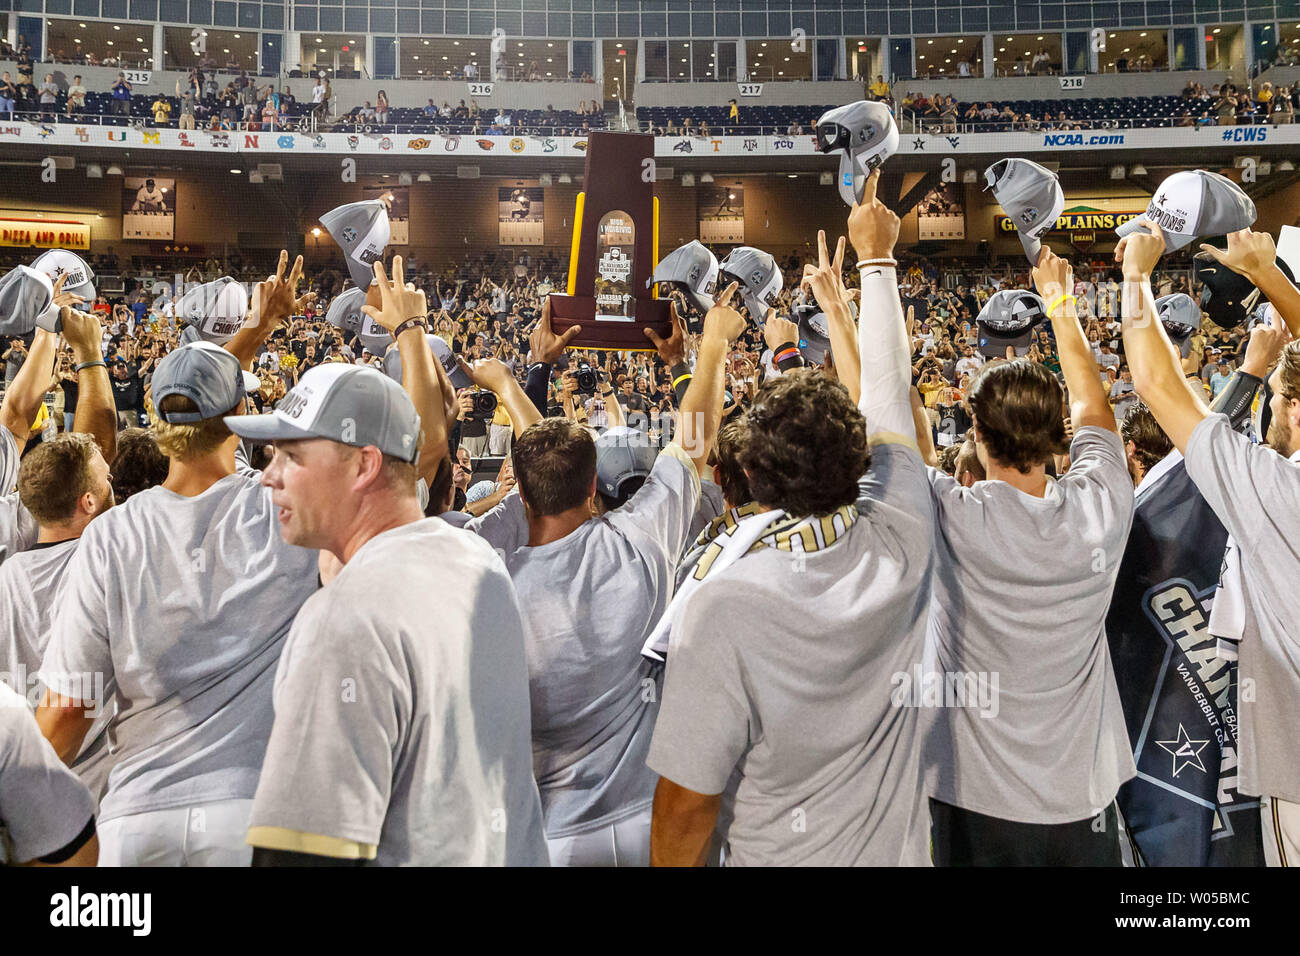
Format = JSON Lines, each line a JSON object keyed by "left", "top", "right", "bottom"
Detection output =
{"left": 75, "top": 359, "right": 106, "bottom": 372}
{"left": 773, "top": 341, "right": 806, "bottom": 371}
{"left": 393, "top": 317, "right": 428, "bottom": 338}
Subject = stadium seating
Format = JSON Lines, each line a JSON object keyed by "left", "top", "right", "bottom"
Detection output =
{"left": 639, "top": 93, "right": 1261, "bottom": 134}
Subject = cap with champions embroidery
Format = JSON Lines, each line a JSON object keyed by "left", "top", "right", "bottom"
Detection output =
{"left": 976, "top": 289, "right": 1047, "bottom": 339}
{"left": 225, "top": 363, "right": 421, "bottom": 463}
{"left": 151, "top": 341, "right": 262, "bottom": 423}
{"left": 176, "top": 276, "right": 249, "bottom": 344}
{"left": 324, "top": 286, "right": 392, "bottom": 354}
{"left": 594, "top": 425, "right": 658, "bottom": 500}
{"left": 984, "top": 158, "right": 1066, "bottom": 266}
{"left": 30, "top": 249, "right": 96, "bottom": 302}
{"left": 381, "top": 332, "right": 474, "bottom": 390}
{"left": 320, "top": 200, "right": 390, "bottom": 290}
{"left": 1115, "top": 169, "right": 1255, "bottom": 253}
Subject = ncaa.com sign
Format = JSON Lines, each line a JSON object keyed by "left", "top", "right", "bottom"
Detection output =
{"left": 1043, "top": 132, "right": 1126, "bottom": 147}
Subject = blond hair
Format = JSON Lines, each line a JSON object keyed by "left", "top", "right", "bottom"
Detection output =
{"left": 148, "top": 395, "right": 235, "bottom": 461}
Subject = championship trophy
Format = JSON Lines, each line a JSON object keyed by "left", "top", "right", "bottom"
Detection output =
{"left": 547, "top": 131, "right": 672, "bottom": 350}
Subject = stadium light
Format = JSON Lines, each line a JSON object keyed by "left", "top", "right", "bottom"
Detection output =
{"left": 1130, "top": 164, "right": 1147, "bottom": 176}
{"left": 1110, "top": 165, "right": 1126, "bottom": 180}
{"left": 398, "top": 172, "right": 413, "bottom": 186}
{"left": 1278, "top": 160, "right": 1296, "bottom": 172}
{"left": 106, "top": 165, "right": 123, "bottom": 176}
{"left": 86, "top": 163, "right": 103, "bottom": 179}
{"left": 700, "top": 172, "right": 714, "bottom": 183}
{"left": 417, "top": 173, "right": 432, "bottom": 183}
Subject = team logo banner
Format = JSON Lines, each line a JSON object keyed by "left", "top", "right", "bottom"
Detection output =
{"left": 122, "top": 176, "right": 176, "bottom": 240}
{"left": 1106, "top": 461, "right": 1264, "bottom": 866}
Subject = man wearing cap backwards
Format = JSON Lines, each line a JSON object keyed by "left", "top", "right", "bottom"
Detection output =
{"left": 1119, "top": 221, "right": 1300, "bottom": 866}
{"left": 648, "top": 173, "right": 932, "bottom": 866}
{"left": 33, "top": 253, "right": 324, "bottom": 866}
{"left": 463, "top": 285, "right": 739, "bottom": 867}
{"left": 923, "top": 243, "right": 1136, "bottom": 865}
{"left": 235, "top": 259, "right": 546, "bottom": 867}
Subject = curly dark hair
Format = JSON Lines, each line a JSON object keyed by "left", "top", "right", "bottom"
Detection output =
{"left": 110, "top": 427, "right": 169, "bottom": 503}
{"left": 741, "top": 369, "right": 868, "bottom": 516}
{"left": 967, "top": 360, "right": 1068, "bottom": 473}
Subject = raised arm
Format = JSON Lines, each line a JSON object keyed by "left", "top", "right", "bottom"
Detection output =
{"left": 1032, "top": 248, "right": 1116, "bottom": 433}
{"left": 0, "top": 331, "right": 55, "bottom": 451}
{"left": 59, "top": 307, "right": 117, "bottom": 465}
{"left": 224, "top": 250, "right": 304, "bottom": 370}
{"left": 674, "top": 283, "right": 745, "bottom": 471}
{"left": 845, "top": 170, "right": 913, "bottom": 448}
{"left": 800, "top": 231, "right": 862, "bottom": 404}
{"left": 460, "top": 358, "right": 540, "bottom": 438}
{"left": 1199, "top": 229, "right": 1300, "bottom": 340}
{"left": 361, "top": 256, "right": 446, "bottom": 485}
{"left": 1118, "top": 219, "right": 1209, "bottom": 452}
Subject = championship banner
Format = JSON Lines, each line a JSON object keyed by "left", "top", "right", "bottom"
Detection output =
{"left": 362, "top": 185, "right": 409, "bottom": 245}
{"left": 698, "top": 184, "right": 744, "bottom": 244}
{"left": 498, "top": 186, "right": 544, "bottom": 246}
{"left": 917, "top": 182, "right": 964, "bottom": 241}
{"left": 122, "top": 176, "right": 176, "bottom": 240}
{"left": 0, "top": 217, "right": 91, "bottom": 250}
{"left": 1106, "top": 456, "right": 1264, "bottom": 866}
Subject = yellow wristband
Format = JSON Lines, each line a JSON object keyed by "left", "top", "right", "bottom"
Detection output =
{"left": 1047, "top": 294, "right": 1077, "bottom": 315}
{"left": 671, "top": 373, "right": 692, "bottom": 390}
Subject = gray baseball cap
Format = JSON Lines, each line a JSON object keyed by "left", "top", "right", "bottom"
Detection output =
{"left": 323, "top": 286, "right": 390, "bottom": 353}
{"left": 225, "top": 363, "right": 421, "bottom": 463}
{"left": 1116, "top": 170, "right": 1256, "bottom": 252}
{"left": 320, "top": 199, "right": 389, "bottom": 290}
{"left": 984, "top": 158, "right": 1065, "bottom": 265}
{"left": 381, "top": 332, "right": 473, "bottom": 390}
{"left": 648, "top": 240, "right": 719, "bottom": 314}
{"left": 791, "top": 302, "right": 828, "bottom": 365}
{"left": 30, "top": 249, "right": 96, "bottom": 302}
{"left": 718, "top": 246, "right": 781, "bottom": 321}
{"left": 815, "top": 100, "right": 899, "bottom": 206}
{"left": 176, "top": 276, "right": 249, "bottom": 344}
{"left": 0, "top": 265, "right": 62, "bottom": 335}
{"left": 1155, "top": 292, "right": 1202, "bottom": 342}
{"left": 976, "top": 289, "right": 1047, "bottom": 339}
{"left": 594, "top": 425, "right": 658, "bottom": 500}
{"left": 152, "top": 341, "right": 262, "bottom": 423}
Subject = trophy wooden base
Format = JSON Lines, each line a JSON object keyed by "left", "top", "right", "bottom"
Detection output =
{"left": 547, "top": 292, "right": 672, "bottom": 352}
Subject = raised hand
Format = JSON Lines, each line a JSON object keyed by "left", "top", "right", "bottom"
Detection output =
{"left": 50, "top": 273, "right": 85, "bottom": 310}
{"left": 458, "top": 356, "right": 516, "bottom": 396}
{"left": 361, "top": 255, "right": 426, "bottom": 334}
{"left": 847, "top": 169, "right": 900, "bottom": 262}
{"left": 762, "top": 308, "right": 801, "bottom": 351}
{"left": 1197, "top": 228, "right": 1278, "bottom": 283}
{"left": 802, "top": 230, "right": 851, "bottom": 316}
{"left": 1242, "top": 303, "right": 1293, "bottom": 378}
{"left": 1114, "top": 219, "right": 1166, "bottom": 281}
{"left": 250, "top": 250, "right": 305, "bottom": 334}
{"left": 701, "top": 281, "right": 746, "bottom": 344}
{"left": 1031, "top": 247, "right": 1074, "bottom": 306}
{"left": 644, "top": 300, "right": 688, "bottom": 366}
{"left": 528, "top": 296, "right": 581, "bottom": 364}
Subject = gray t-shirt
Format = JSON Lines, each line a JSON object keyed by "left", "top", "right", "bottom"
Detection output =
{"left": 248, "top": 519, "right": 548, "bottom": 865}
{"left": 0, "top": 538, "right": 115, "bottom": 799}
{"left": 924, "top": 426, "right": 1136, "bottom": 823}
{"left": 468, "top": 445, "right": 701, "bottom": 837}
{"left": 647, "top": 445, "right": 933, "bottom": 866}
{"left": 685, "top": 479, "right": 725, "bottom": 550}
{"left": 0, "top": 427, "right": 37, "bottom": 569}
{"left": 40, "top": 472, "right": 319, "bottom": 824}
{"left": 0, "top": 682, "right": 95, "bottom": 864}
{"left": 1184, "top": 413, "right": 1300, "bottom": 802}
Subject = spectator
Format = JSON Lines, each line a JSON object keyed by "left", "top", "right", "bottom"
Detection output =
{"left": 151, "top": 95, "right": 172, "bottom": 128}
{"left": 111, "top": 73, "right": 132, "bottom": 116}
{"left": 66, "top": 74, "right": 86, "bottom": 114}
{"left": 0, "top": 72, "right": 15, "bottom": 117}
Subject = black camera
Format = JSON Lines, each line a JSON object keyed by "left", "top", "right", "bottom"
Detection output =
{"left": 574, "top": 362, "right": 599, "bottom": 394}
{"left": 464, "top": 390, "right": 499, "bottom": 421}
